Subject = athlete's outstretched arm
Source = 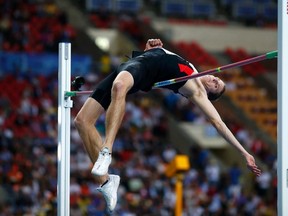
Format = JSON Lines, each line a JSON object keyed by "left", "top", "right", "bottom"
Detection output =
{"left": 180, "top": 80, "right": 262, "bottom": 176}
{"left": 197, "top": 97, "right": 261, "bottom": 175}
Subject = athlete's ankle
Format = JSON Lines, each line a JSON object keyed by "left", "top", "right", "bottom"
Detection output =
{"left": 101, "top": 145, "right": 112, "bottom": 153}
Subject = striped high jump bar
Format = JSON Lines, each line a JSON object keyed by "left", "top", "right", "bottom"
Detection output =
{"left": 64, "top": 50, "right": 277, "bottom": 98}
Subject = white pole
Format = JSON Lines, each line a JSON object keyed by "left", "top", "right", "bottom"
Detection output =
{"left": 277, "top": 1, "right": 288, "bottom": 215}
{"left": 57, "top": 43, "right": 73, "bottom": 216}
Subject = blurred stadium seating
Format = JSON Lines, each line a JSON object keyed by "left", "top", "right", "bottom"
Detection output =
{"left": 0, "top": 0, "right": 277, "bottom": 215}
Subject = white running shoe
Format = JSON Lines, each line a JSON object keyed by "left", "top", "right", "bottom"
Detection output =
{"left": 97, "top": 174, "right": 120, "bottom": 214}
{"left": 91, "top": 147, "right": 112, "bottom": 176}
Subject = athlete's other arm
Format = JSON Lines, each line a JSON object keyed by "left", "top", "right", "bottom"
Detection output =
{"left": 184, "top": 79, "right": 262, "bottom": 176}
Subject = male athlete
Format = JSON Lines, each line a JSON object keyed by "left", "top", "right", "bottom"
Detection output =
{"left": 74, "top": 39, "right": 261, "bottom": 213}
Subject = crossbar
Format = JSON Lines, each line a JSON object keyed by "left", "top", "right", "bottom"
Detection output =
{"left": 64, "top": 50, "right": 277, "bottom": 97}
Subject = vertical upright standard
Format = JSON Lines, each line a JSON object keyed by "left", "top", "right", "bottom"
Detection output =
{"left": 57, "top": 43, "right": 73, "bottom": 216}
{"left": 277, "top": 1, "right": 288, "bottom": 215}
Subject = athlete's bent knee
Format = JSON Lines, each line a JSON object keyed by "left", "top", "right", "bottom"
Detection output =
{"left": 74, "top": 113, "right": 89, "bottom": 130}
{"left": 111, "top": 80, "right": 128, "bottom": 99}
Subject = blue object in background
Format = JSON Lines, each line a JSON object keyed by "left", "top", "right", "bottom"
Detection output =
{"left": 0, "top": 51, "right": 92, "bottom": 76}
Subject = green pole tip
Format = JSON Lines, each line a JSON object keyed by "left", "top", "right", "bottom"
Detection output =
{"left": 266, "top": 50, "right": 278, "bottom": 59}
{"left": 65, "top": 91, "right": 77, "bottom": 97}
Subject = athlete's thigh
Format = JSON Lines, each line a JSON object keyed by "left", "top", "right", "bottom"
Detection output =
{"left": 90, "top": 71, "right": 117, "bottom": 110}
{"left": 113, "top": 70, "right": 134, "bottom": 92}
{"left": 117, "top": 60, "right": 146, "bottom": 92}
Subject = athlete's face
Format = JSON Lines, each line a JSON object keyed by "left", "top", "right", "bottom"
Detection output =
{"left": 201, "top": 75, "right": 225, "bottom": 95}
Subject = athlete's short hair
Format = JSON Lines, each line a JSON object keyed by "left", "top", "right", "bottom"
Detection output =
{"left": 207, "top": 85, "right": 226, "bottom": 101}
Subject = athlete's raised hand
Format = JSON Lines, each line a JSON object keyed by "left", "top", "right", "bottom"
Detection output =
{"left": 144, "top": 38, "right": 163, "bottom": 51}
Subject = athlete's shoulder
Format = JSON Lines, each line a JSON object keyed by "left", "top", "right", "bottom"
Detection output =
{"left": 161, "top": 48, "right": 176, "bottom": 55}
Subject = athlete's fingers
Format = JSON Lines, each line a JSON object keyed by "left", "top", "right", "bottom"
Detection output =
{"left": 154, "top": 39, "right": 162, "bottom": 46}
{"left": 149, "top": 39, "right": 162, "bottom": 47}
{"left": 145, "top": 39, "right": 163, "bottom": 51}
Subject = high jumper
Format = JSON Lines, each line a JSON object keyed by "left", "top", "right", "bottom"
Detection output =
{"left": 73, "top": 38, "right": 263, "bottom": 214}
